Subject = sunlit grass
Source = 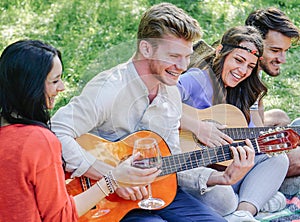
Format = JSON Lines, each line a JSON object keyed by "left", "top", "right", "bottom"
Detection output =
{"left": 0, "top": 0, "right": 299, "bottom": 120}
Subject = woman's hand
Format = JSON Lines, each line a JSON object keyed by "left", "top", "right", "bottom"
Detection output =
{"left": 180, "top": 107, "right": 233, "bottom": 147}
{"left": 194, "top": 121, "right": 233, "bottom": 147}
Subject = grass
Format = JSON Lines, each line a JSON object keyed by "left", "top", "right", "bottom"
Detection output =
{"left": 0, "top": 0, "right": 299, "bottom": 120}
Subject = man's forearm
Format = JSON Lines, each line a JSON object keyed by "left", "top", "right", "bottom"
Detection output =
{"left": 83, "top": 160, "right": 114, "bottom": 180}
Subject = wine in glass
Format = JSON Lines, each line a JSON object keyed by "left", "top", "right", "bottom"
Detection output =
{"left": 132, "top": 137, "right": 165, "bottom": 210}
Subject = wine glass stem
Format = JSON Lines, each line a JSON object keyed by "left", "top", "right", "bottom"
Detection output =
{"left": 148, "top": 183, "right": 153, "bottom": 199}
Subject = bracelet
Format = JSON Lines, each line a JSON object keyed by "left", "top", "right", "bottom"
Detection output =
{"left": 108, "top": 170, "right": 120, "bottom": 190}
{"left": 104, "top": 175, "right": 114, "bottom": 194}
{"left": 96, "top": 180, "right": 109, "bottom": 196}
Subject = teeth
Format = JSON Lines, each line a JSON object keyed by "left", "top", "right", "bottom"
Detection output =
{"left": 232, "top": 73, "right": 241, "bottom": 79}
{"left": 166, "top": 70, "right": 180, "bottom": 77}
{"left": 271, "top": 62, "right": 280, "bottom": 68}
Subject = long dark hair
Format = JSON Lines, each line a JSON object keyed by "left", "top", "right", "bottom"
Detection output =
{"left": 0, "top": 40, "right": 62, "bottom": 128}
{"left": 195, "top": 26, "right": 267, "bottom": 123}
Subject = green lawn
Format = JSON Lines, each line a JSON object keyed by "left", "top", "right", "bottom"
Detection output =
{"left": 0, "top": 0, "right": 299, "bottom": 120}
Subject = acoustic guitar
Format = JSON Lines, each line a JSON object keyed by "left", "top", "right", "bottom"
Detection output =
{"left": 180, "top": 104, "right": 300, "bottom": 149}
{"left": 180, "top": 103, "right": 248, "bottom": 153}
{"left": 66, "top": 129, "right": 299, "bottom": 222}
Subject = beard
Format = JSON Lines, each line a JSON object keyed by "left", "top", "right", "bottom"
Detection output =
{"left": 259, "top": 59, "right": 281, "bottom": 77}
{"left": 148, "top": 60, "right": 179, "bottom": 86}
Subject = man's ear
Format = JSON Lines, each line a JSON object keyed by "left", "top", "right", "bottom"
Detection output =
{"left": 216, "top": 44, "right": 223, "bottom": 56}
{"left": 139, "top": 40, "right": 153, "bottom": 58}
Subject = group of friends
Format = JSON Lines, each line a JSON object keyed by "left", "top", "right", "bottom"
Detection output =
{"left": 0, "top": 2, "right": 299, "bottom": 222}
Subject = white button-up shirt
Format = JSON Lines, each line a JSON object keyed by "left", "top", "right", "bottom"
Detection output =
{"left": 51, "top": 59, "right": 182, "bottom": 177}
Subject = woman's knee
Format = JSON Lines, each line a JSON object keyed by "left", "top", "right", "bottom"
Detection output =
{"left": 267, "top": 153, "right": 289, "bottom": 174}
{"left": 275, "top": 153, "right": 289, "bottom": 169}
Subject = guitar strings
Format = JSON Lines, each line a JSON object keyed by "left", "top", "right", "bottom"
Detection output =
{"left": 160, "top": 139, "right": 258, "bottom": 176}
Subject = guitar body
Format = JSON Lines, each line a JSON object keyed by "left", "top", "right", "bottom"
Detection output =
{"left": 66, "top": 131, "right": 177, "bottom": 222}
{"left": 180, "top": 103, "right": 248, "bottom": 152}
{"left": 180, "top": 104, "right": 248, "bottom": 167}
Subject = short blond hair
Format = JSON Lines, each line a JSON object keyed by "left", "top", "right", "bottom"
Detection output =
{"left": 137, "top": 3, "right": 202, "bottom": 42}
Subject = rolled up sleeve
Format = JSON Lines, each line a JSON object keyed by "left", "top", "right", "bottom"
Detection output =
{"left": 177, "top": 167, "right": 216, "bottom": 194}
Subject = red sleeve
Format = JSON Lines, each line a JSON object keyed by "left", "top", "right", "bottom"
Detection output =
{"left": 23, "top": 129, "right": 79, "bottom": 222}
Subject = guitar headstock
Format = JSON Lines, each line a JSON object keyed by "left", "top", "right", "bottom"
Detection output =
{"left": 257, "top": 128, "right": 300, "bottom": 154}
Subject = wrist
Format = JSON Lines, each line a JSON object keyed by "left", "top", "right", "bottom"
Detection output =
{"left": 96, "top": 170, "right": 120, "bottom": 196}
{"left": 96, "top": 178, "right": 110, "bottom": 196}
{"left": 207, "top": 171, "right": 228, "bottom": 186}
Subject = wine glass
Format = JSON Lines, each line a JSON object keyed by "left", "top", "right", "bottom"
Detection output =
{"left": 131, "top": 137, "right": 165, "bottom": 210}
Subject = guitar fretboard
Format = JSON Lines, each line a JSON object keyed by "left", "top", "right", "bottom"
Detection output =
{"left": 223, "top": 126, "right": 300, "bottom": 140}
{"left": 160, "top": 138, "right": 259, "bottom": 176}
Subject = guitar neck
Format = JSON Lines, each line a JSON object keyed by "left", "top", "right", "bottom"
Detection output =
{"left": 223, "top": 126, "right": 300, "bottom": 140}
{"left": 160, "top": 138, "right": 258, "bottom": 176}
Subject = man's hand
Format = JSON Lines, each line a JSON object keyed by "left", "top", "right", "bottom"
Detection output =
{"left": 222, "top": 139, "right": 255, "bottom": 184}
{"left": 207, "top": 139, "right": 255, "bottom": 186}
{"left": 115, "top": 186, "right": 148, "bottom": 201}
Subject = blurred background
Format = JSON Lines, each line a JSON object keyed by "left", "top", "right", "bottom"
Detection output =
{"left": 0, "top": 0, "right": 299, "bottom": 120}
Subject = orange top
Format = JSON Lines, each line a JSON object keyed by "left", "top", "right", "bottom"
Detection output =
{"left": 0, "top": 124, "right": 78, "bottom": 221}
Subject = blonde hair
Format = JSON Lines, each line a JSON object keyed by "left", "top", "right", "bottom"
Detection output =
{"left": 137, "top": 3, "right": 202, "bottom": 43}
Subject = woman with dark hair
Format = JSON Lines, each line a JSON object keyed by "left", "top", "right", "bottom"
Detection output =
{"left": 177, "top": 26, "right": 289, "bottom": 221}
{"left": 179, "top": 26, "right": 267, "bottom": 125}
{"left": 0, "top": 39, "right": 63, "bottom": 127}
{"left": 0, "top": 40, "right": 161, "bottom": 221}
